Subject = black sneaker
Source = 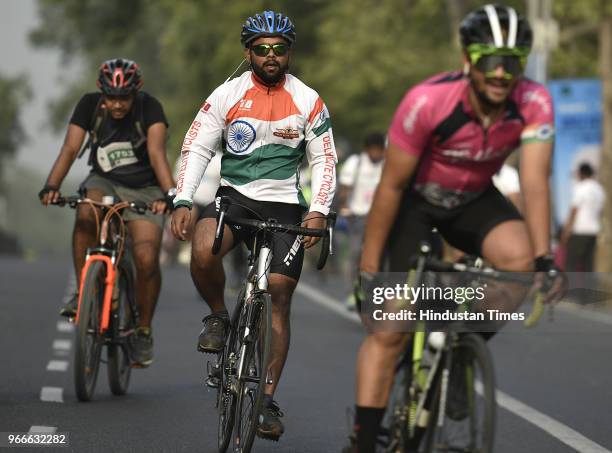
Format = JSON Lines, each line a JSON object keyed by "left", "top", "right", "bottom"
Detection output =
{"left": 59, "top": 294, "right": 78, "bottom": 318}
{"left": 257, "top": 399, "right": 284, "bottom": 441}
{"left": 197, "top": 314, "right": 229, "bottom": 353}
{"left": 129, "top": 326, "right": 154, "bottom": 367}
{"left": 446, "top": 350, "right": 469, "bottom": 421}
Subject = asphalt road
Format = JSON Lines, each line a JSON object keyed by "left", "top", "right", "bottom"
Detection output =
{"left": 2, "top": 256, "right": 612, "bottom": 453}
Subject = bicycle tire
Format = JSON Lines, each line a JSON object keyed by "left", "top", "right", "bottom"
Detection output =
{"left": 423, "top": 333, "right": 496, "bottom": 453}
{"left": 232, "top": 293, "right": 272, "bottom": 453}
{"left": 107, "top": 265, "right": 134, "bottom": 396}
{"left": 218, "top": 286, "right": 246, "bottom": 453}
{"left": 383, "top": 356, "right": 413, "bottom": 453}
{"left": 74, "top": 260, "right": 105, "bottom": 402}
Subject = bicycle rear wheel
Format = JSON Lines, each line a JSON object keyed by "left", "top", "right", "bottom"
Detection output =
{"left": 107, "top": 265, "right": 134, "bottom": 396}
{"left": 424, "top": 333, "right": 496, "bottom": 453}
{"left": 232, "top": 293, "right": 272, "bottom": 453}
{"left": 382, "top": 350, "right": 413, "bottom": 452}
{"left": 218, "top": 286, "right": 246, "bottom": 453}
{"left": 74, "top": 260, "right": 105, "bottom": 402}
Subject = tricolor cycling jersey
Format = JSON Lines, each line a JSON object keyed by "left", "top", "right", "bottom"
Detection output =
{"left": 388, "top": 71, "right": 554, "bottom": 209}
{"left": 175, "top": 71, "right": 337, "bottom": 215}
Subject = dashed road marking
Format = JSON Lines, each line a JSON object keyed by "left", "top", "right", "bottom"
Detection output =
{"left": 46, "top": 360, "right": 69, "bottom": 372}
{"left": 40, "top": 387, "right": 63, "bottom": 403}
{"left": 56, "top": 320, "right": 75, "bottom": 333}
{"left": 52, "top": 339, "right": 71, "bottom": 351}
{"left": 29, "top": 426, "right": 57, "bottom": 433}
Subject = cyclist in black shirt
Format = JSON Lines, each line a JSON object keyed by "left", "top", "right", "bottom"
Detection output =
{"left": 39, "top": 58, "right": 175, "bottom": 367}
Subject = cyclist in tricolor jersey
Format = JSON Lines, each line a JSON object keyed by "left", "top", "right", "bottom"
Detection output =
{"left": 345, "top": 4, "right": 565, "bottom": 452}
{"left": 171, "top": 10, "right": 337, "bottom": 441}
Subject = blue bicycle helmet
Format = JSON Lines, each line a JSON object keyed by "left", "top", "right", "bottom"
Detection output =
{"left": 241, "top": 10, "right": 296, "bottom": 48}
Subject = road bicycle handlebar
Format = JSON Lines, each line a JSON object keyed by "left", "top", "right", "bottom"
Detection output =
{"left": 212, "top": 195, "right": 336, "bottom": 270}
{"left": 413, "top": 256, "right": 535, "bottom": 285}
{"left": 409, "top": 242, "right": 550, "bottom": 327}
{"left": 51, "top": 196, "right": 151, "bottom": 215}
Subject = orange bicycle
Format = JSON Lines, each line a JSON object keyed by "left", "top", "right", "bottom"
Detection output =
{"left": 54, "top": 195, "right": 151, "bottom": 401}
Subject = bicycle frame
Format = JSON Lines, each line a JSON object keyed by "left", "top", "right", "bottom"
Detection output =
{"left": 75, "top": 254, "right": 116, "bottom": 332}
{"left": 72, "top": 199, "right": 136, "bottom": 333}
{"left": 396, "top": 242, "right": 548, "bottom": 448}
{"left": 235, "top": 232, "right": 274, "bottom": 384}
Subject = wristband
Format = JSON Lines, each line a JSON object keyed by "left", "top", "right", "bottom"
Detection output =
{"left": 534, "top": 255, "right": 555, "bottom": 273}
{"left": 174, "top": 199, "right": 193, "bottom": 210}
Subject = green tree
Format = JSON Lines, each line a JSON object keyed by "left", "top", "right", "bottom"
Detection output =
{"left": 0, "top": 75, "right": 31, "bottom": 175}
{"left": 29, "top": 0, "right": 603, "bottom": 156}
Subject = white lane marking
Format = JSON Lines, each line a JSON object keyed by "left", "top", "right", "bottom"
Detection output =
{"left": 56, "top": 321, "right": 75, "bottom": 333}
{"left": 46, "top": 360, "right": 69, "bottom": 372}
{"left": 496, "top": 389, "right": 612, "bottom": 453}
{"left": 29, "top": 426, "right": 57, "bottom": 433}
{"left": 557, "top": 302, "right": 612, "bottom": 327}
{"left": 297, "top": 280, "right": 612, "bottom": 453}
{"left": 40, "top": 387, "right": 63, "bottom": 403}
{"left": 53, "top": 339, "right": 71, "bottom": 351}
{"left": 294, "top": 283, "right": 360, "bottom": 323}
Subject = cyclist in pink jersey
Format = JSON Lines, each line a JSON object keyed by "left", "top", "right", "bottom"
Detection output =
{"left": 344, "top": 5, "right": 565, "bottom": 452}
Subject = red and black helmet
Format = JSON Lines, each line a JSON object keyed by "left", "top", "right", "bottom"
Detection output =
{"left": 96, "top": 58, "right": 143, "bottom": 95}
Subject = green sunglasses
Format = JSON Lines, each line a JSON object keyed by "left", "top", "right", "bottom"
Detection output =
{"left": 467, "top": 43, "right": 530, "bottom": 80}
{"left": 250, "top": 43, "right": 290, "bottom": 57}
{"left": 467, "top": 43, "right": 530, "bottom": 67}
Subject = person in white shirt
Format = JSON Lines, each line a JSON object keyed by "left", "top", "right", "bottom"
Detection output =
{"left": 338, "top": 133, "right": 385, "bottom": 304}
{"left": 561, "top": 162, "right": 605, "bottom": 271}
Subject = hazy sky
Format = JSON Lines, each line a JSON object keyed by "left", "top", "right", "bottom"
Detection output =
{"left": 4, "top": 0, "right": 88, "bottom": 179}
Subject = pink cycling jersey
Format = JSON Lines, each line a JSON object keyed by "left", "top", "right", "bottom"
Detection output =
{"left": 388, "top": 71, "right": 554, "bottom": 208}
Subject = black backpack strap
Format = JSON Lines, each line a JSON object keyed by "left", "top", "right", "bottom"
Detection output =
{"left": 77, "top": 95, "right": 106, "bottom": 160}
{"left": 131, "top": 91, "right": 147, "bottom": 149}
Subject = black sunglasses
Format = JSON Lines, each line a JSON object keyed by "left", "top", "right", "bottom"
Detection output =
{"left": 250, "top": 43, "right": 290, "bottom": 57}
{"left": 474, "top": 55, "right": 524, "bottom": 80}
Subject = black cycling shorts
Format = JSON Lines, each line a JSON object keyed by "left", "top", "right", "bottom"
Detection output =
{"left": 387, "top": 185, "right": 522, "bottom": 271}
{"left": 199, "top": 187, "right": 307, "bottom": 281}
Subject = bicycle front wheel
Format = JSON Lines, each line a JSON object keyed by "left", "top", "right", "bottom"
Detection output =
{"left": 218, "top": 285, "right": 246, "bottom": 453}
{"left": 232, "top": 293, "right": 272, "bottom": 453}
{"left": 107, "top": 265, "right": 134, "bottom": 396}
{"left": 424, "top": 333, "right": 496, "bottom": 453}
{"left": 74, "top": 260, "right": 105, "bottom": 402}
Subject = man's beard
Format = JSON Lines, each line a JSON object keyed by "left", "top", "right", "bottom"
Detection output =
{"left": 470, "top": 77, "right": 507, "bottom": 108}
{"left": 251, "top": 60, "right": 288, "bottom": 85}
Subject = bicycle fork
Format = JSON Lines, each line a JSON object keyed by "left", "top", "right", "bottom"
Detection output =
{"left": 236, "top": 246, "right": 272, "bottom": 383}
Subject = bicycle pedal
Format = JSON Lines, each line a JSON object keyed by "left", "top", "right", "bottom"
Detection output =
{"left": 205, "top": 376, "right": 220, "bottom": 389}
{"left": 206, "top": 361, "right": 221, "bottom": 388}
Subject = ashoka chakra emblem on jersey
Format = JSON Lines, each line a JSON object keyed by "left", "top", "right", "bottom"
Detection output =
{"left": 227, "top": 120, "right": 256, "bottom": 154}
